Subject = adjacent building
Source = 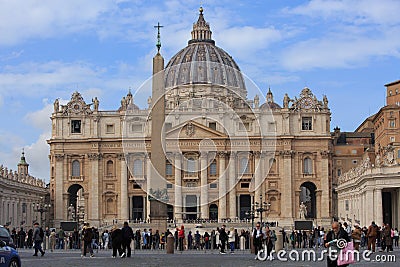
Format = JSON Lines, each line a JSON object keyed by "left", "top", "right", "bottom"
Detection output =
{"left": 337, "top": 80, "right": 400, "bottom": 228}
{"left": 0, "top": 152, "right": 48, "bottom": 229}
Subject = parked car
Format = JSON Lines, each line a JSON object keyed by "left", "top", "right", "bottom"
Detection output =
{"left": 0, "top": 226, "right": 15, "bottom": 249}
{"left": 0, "top": 240, "right": 21, "bottom": 267}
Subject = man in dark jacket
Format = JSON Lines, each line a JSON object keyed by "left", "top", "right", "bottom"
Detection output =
{"left": 252, "top": 223, "right": 263, "bottom": 259}
{"left": 32, "top": 222, "right": 45, "bottom": 257}
{"left": 82, "top": 223, "right": 94, "bottom": 257}
{"left": 121, "top": 221, "right": 133, "bottom": 257}
{"left": 219, "top": 224, "right": 228, "bottom": 254}
{"left": 111, "top": 226, "right": 123, "bottom": 258}
{"left": 324, "top": 222, "right": 351, "bottom": 267}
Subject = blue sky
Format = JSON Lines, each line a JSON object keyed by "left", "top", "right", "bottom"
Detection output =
{"left": 0, "top": 0, "right": 399, "bottom": 181}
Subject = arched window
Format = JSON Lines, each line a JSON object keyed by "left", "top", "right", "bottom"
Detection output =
{"left": 187, "top": 157, "right": 196, "bottom": 173}
{"left": 269, "top": 158, "right": 277, "bottom": 173}
{"left": 106, "top": 160, "right": 114, "bottom": 176}
{"left": 209, "top": 160, "right": 217, "bottom": 176}
{"left": 240, "top": 157, "right": 249, "bottom": 174}
{"left": 304, "top": 157, "right": 312, "bottom": 174}
{"left": 72, "top": 160, "right": 80, "bottom": 177}
{"left": 133, "top": 159, "right": 143, "bottom": 176}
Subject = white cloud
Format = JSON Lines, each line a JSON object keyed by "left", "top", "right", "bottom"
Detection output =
{"left": 24, "top": 99, "right": 52, "bottom": 131}
{"left": 0, "top": 0, "right": 115, "bottom": 46}
{"left": 281, "top": 30, "right": 400, "bottom": 70}
{"left": 287, "top": 0, "right": 400, "bottom": 25}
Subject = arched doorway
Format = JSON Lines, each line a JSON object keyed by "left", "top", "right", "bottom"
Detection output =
{"left": 67, "top": 184, "right": 84, "bottom": 222}
{"left": 209, "top": 204, "right": 218, "bottom": 220}
{"left": 300, "top": 182, "right": 317, "bottom": 219}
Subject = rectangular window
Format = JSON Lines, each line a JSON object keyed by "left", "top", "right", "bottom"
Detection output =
{"left": 351, "top": 149, "right": 357, "bottom": 154}
{"left": 302, "top": 117, "right": 312, "bottom": 130}
{"left": 106, "top": 124, "right": 114, "bottom": 133}
{"left": 209, "top": 183, "right": 217, "bottom": 189}
{"left": 345, "top": 200, "right": 349, "bottom": 211}
{"left": 398, "top": 150, "right": 400, "bottom": 158}
{"left": 389, "top": 120, "right": 395, "bottom": 128}
{"left": 337, "top": 169, "right": 341, "bottom": 177}
{"left": 71, "top": 120, "right": 81, "bottom": 133}
{"left": 166, "top": 183, "right": 173, "bottom": 189}
{"left": 390, "top": 136, "right": 395, "bottom": 142}
{"left": 239, "top": 122, "right": 250, "bottom": 131}
{"left": 166, "top": 162, "right": 173, "bottom": 176}
{"left": 240, "top": 183, "right": 250, "bottom": 188}
{"left": 132, "top": 123, "right": 142, "bottom": 132}
{"left": 209, "top": 122, "right": 216, "bottom": 131}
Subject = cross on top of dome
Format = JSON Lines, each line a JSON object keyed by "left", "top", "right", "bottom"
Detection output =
{"left": 189, "top": 6, "right": 214, "bottom": 45}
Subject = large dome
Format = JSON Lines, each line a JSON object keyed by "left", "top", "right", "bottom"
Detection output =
{"left": 164, "top": 8, "right": 246, "bottom": 98}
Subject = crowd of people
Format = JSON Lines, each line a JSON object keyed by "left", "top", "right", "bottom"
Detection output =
{"left": 2, "top": 219, "right": 398, "bottom": 261}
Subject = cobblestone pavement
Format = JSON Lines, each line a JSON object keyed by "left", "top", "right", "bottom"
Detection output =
{"left": 18, "top": 248, "right": 399, "bottom": 267}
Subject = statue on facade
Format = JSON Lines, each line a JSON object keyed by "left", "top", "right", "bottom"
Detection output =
{"left": 67, "top": 204, "right": 75, "bottom": 221}
{"left": 147, "top": 96, "right": 152, "bottom": 109}
{"left": 299, "top": 202, "right": 307, "bottom": 219}
{"left": 375, "top": 154, "right": 381, "bottom": 167}
{"left": 254, "top": 94, "right": 259, "bottom": 108}
{"left": 92, "top": 97, "right": 99, "bottom": 111}
{"left": 121, "top": 97, "right": 127, "bottom": 111}
{"left": 53, "top": 98, "right": 59, "bottom": 113}
{"left": 323, "top": 95, "right": 328, "bottom": 108}
{"left": 283, "top": 93, "right": 290, "bottom": 108}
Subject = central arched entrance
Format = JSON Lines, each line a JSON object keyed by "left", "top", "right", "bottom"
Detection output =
{"left": 300, "top": 182, "right": 317, "bottom": 219}
{"left": 67, "top": 184, "right": 84, "bottom": 222}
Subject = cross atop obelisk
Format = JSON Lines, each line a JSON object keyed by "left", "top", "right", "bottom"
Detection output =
{"left": 154, "top": 22, "right": 163, "bottom": 53}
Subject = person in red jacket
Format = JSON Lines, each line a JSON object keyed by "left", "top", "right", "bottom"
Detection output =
{"left": 178, "top": 225, "right": 185, "bottom": 251}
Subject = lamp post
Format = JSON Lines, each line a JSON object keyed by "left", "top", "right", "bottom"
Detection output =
{"left": 245, "top": 199, "right": 258, "bottom": 231}
{"left": 32, "top": 196, "right": 51, "bottom": 227}
{"left": 256, "top": 194, "right": 270, "bottom": 227}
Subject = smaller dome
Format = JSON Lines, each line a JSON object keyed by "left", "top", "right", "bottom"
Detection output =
{"left": 260, "top": 102, "right": 281, "bottom": 110}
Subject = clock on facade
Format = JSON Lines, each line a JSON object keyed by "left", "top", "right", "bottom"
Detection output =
{"left": 300, "top": 97, "right": 313, "bottom": 109}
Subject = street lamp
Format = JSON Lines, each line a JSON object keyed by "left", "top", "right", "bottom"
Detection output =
{"left": 72, "top": 205, "right": 85, "bottom": 227}
{"left": 32, "top": 197, "right": 51, "bottom": 227}
{"left": 245, "top": 198, "right": 258, "bottom": 231}
{"left": 256, "top": 194, "right": 270, "bottom": 227}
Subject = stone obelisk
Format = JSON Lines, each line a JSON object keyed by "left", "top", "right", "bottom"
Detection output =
{"left": 149, "top": 22, "right": 168, "bottom": 234}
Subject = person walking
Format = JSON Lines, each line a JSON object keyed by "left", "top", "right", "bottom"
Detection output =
{"left": 178, "top": 225, "right": 185, "bottom": 251}
{"left": 219, "top": 224, "right": 228, "bottom": 254}
{"left": 253, "top": 223, "right": 263, "bottom": 259}
{"left": 228, "top": 227, "right": 235, "bottom": 254}
{"left": 383, "top": 224, "right": 393, "bottom": 252}
{"left": 49, "top": 229, "right": 56, "bottom": 252}
{"left": 367, "top": 221, "right": 378, "bottom": 252}
{"left": 324, "top": 221, "right": 350, "bottom": 267}
{"left": 81, "top": 223, "right": 94, "bottom": 257}
{"left": 351, "top": 224, "right": 362, "bottom": 251}
{"left": 111, "top": 225, "right": 123, "bottom": 258}
{"left": 32, "top": 222, "right": 45, "bottom": 257}
{"left": 121, "top": 221, "right": 133, "bottom": 257}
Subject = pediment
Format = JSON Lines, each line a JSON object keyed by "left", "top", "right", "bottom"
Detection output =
{"left": 166, "top": 120, "right": 227, "bottom": 139}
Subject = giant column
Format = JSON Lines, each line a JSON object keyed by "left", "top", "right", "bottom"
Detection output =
{"left": 120, "top": 156, "right": 128, "bottom": 222}
{"left": 228, "top": 152, "right": 237, "bottom": 219}
{"left": 149, "top": 23, "right": 167, "bottom": 233}
{"left": 375, "top": 188, "right": 383, "bottom": 225}
{"left": 54, "top": 154, "right": 65, "bottom": 227}
{"left": 200, "top": 153, "right": 208, "bottom": 219}
{"left": 174, "top": 153, "right": 182, "bottom": 222}
{"left": 218, "top": 152, "right": 227, "bottom": 220}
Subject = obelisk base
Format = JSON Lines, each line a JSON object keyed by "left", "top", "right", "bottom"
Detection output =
{"left": 150, "top": 199, "right": 167, "bottom": 234}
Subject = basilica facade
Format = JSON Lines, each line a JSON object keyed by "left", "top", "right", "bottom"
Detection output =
{"left": 49, "top": 8, "right": 333, "bottom": 228}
